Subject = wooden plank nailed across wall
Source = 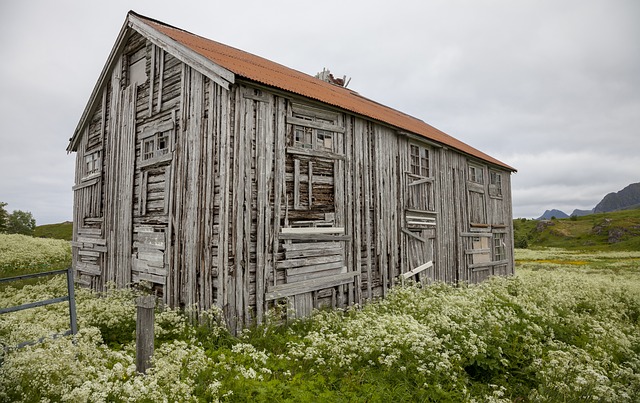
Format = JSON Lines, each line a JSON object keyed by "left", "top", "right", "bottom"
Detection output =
{"left": 265, "top": 271, "right": 358, "bottom": 300}
{"left": 400, "top": 261, "right": 433, "bottom": 280}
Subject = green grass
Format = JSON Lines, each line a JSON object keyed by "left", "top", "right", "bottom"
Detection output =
{"left": 514, "top": 208, "right": 640, "bottom": 251}
{"left": 34, "top": 221, "right": 73, "bottom": 241}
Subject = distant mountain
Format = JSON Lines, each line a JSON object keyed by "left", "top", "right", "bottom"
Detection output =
{"left": 594, "top": 183, "right": 640, "bottom": 213}
{"left": 537, "top": 209, "right": 569, "bottom": 220}
{"left": 571, "top": 208, "right": 594, "bottom": 217}
{"left": 534, "top": 182, "right": 639, "bottom": 220}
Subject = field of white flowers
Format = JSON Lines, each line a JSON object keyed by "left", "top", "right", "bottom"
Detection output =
{"left": 0, "top": 245, "right": 639, "bottom": 402}
{"left": 0, "top": 233, "right": 71, "bottom": 276}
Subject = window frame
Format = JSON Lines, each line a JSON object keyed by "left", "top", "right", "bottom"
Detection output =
{"left": 82, "top": 150, "right": 102, "bottom": 180}
{"left": 409, "top": 143, "right": 431, "bottom": 178}
{"left": 489, "top": 170, "right": 503, "bottom": 198}
{"left": 469, "top": 164, "right": 484, "bottom": 184}
{"left": 139, "top": 121, "right": 174, "bottom": 168}
{"left": 492, "top": 232, "right": 506, "bottom": 262}
{"left": 290, "top": 114, "right": 337, "bottom": 153}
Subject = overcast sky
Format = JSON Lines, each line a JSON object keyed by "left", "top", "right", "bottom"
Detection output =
{"left": 1, "top": 0, "right": 638, "bottom": 224}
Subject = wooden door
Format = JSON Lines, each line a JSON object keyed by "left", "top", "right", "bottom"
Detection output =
{"left": 401, "top": 173, "right": 436, "bottom": 283}
{"left": 266, "top": 104, "right": 355, "bottom": 318}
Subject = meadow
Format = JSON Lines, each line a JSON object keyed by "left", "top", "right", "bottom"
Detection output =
{"left": 0, "top": 233, "right": 639, "bottom": 402}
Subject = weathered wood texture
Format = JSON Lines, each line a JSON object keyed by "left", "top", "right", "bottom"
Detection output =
{"left": 71, "top": 31, "right": 514, "bottom": 333}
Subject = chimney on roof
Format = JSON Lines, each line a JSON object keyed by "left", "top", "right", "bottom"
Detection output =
{"left": 315, "top": 68, "right": 351, "bottom": 88}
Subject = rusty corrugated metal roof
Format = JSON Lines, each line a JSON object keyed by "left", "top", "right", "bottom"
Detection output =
{"left": 135, "top": 12, "right": 515, "bottom": 171}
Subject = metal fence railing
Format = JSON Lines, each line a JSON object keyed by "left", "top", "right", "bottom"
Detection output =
{"left": 0, "top": 267, "right": 78, "bottom": 350}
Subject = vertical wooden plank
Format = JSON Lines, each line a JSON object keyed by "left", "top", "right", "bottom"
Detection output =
{"left": 272, "top": 97, "right": 286, "bottom": 287}
{"left": 364, "top": 121, "right": 373, "bottom": 300}
{"left": 344, "top": 115, "right": 357, "bottom": 305}
{"left": 293, "top": 159, "right": 300, "bottom": 209}
{"left": 230, "top": 86, "right": 245, "bottom": 332}
{"left": 242, "top": 96, "right": 253, "bottom": 326}
{"left": 148, "top": 44, "right": 155, "bottom": 116}
{"left": 156, "top": 48, "right": 164, "bottom": 113}
{"left": 216, "top": 83, "right": 231, "bottom": 312}
{"left": 262, "top": 95, "right": 275, "bottom": 319}
{"left": 308, "top": 160, "right": 313, "bottom": 210}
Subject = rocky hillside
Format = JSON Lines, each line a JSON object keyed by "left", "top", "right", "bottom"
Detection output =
{"left": 514, "top": 207, "right": 640, "bottom": 250}
{"left": 535, "top": 182, "right": 639, "bottom": 219}
{"left": 593, "top": 182, "right": 640, "bottom": 213}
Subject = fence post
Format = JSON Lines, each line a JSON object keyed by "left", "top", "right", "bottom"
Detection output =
{"left": 135, "top": 295, "right": 155, "bottom": 374}
{"left": 66, "top": 267, "right": 78, "bottom": 335}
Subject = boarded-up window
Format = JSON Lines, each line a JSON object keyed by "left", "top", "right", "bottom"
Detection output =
{"left": 128, "top": 47, "right": 147, "bottom": 87}
{"left": 489, "top": 171, "right": 502, "bottom": 197}
{"left": 472, "top": 236, "right": 491, "bottom": 264}
{"left": 468, "top": 190, "right": 486, "bottom": 224}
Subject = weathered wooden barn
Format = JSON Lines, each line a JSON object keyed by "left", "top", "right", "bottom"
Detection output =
{"left": 68, "top": 11, "right": 516, "bottom": 331}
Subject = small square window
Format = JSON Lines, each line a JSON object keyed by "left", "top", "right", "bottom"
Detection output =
{"left": 469, "top": 166, "right": 484, "bottom": 184}
{"left": 410, "top": 144, "right": 430, "bottom": 177}
{"left": 84, "top": 151, "right": 101, "bottom": 176}
{"left": 156, "top": 131, "right": 170, "bottom": 156}
{"left": 317, "top": 130, "right": 333, "bottom": 151}
{"left": 142, "top": 131, "right": 171, "bottom": 162}
{"left": 294, "top": 126, "right": 313, "bottom": 149}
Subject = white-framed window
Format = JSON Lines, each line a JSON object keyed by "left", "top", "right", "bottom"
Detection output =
{"left": 84, "top": 150, "right": 101, "bottom": 177}
{"left": 409, "top": 144, "right": 430, "bottom": 177}
{"left": 493, "top": 232, "right": 506, "bottom": 261}
{"left": 139, "top": 120, "right": 174, "bottom": 168}
{"left": 291, "top": 114, "right": 335, "bottom": 152}
{"left": 490, "top": 171, "right": 503, "bottom": 197}
{"left": 142, "top": 131, "right": 170, "bottom": 161}
{"left": 469, "top": 165, "right": 484, "bottom": 184}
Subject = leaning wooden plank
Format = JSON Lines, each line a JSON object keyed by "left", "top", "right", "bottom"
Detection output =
{"left": 401, "top": 260, "right": 433, "bottom": 279}
{"left": 286, "top": 267, "right": 344, "bottom": 283}
{"left": 265, "top": 271, "right": 358, "bottom": 300}
{"left": 401, "top": 228, "right": 427, "bottom": 243}
{"left": 277, "top": 254, "right": 344, "bottom": 269}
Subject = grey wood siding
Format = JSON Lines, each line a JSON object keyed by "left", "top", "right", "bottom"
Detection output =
{"left": 71, "top": 31, "right": 514, "bottom": 333}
